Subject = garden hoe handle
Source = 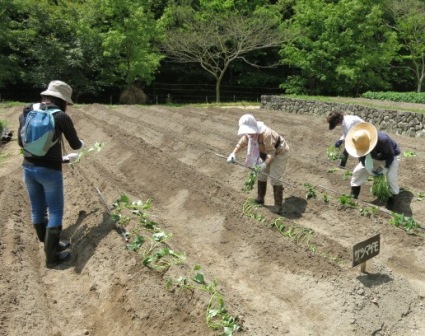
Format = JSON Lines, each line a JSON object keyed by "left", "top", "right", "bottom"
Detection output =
{"left": 95, "top": 187, "right": 129, "bottom": 242}
{"left": 214, "top": 153, "right": 295, "bottom": 188}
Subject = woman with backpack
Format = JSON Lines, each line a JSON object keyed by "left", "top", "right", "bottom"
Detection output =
{"left": 18, "top": 80, "right": 84, "bottom": 268}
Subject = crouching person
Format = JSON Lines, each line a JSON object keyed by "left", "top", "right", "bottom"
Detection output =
{"left": 227, "top": 114, "right": 290, "bottom": 214}
{"left": 345, "top": 122, "right": 400, "bottom": 210}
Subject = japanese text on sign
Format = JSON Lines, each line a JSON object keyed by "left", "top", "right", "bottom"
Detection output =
{"left": 352, "top": 234, "right": 380, "bottom": 267}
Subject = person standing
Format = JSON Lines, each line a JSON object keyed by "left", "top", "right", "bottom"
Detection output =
{"left": 344, "top": 122, "right": 401, "bottom": 210}
{"left": 227, "top": 114, "right": 289, "bottom": 214}
{"left": 327, "top": 111, "right": 364, "bottom": 167}
{"left": 18, "top": 80, "right": 84, "bottom": 268}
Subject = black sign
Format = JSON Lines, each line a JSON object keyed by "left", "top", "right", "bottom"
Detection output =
{"left": 352, "top": 234, "right": 380, "bottom": 267}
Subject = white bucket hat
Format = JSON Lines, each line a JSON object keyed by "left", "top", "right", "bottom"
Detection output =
{"left": 41, "top": 80, "right": 74, "bottom": 105}
{"left": 345, "top": 122, "right": 378, "bottom": 158}
{"left": 237, "top": 114, "right": 267, "bottom": 135}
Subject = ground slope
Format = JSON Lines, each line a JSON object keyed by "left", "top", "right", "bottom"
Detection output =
{"left": 0, "top": 102, "right": 424, "bottom": 336}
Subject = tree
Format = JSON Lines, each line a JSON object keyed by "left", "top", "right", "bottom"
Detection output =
{"left": 160, "top": 4, "right": 290, "bottom": 102}
{"left": 386, "top": 0, "right": 425, "bottom": 92}
{"left": 0, "top": 0, "right": 19, "bottom": 89}
{"left": 279, "top": 0, "right": 399, "bottom": 96}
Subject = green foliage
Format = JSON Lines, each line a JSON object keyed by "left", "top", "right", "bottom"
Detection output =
{"left": 280, "top": 0, "right": 398, "bottom": 95}
{"left": 242, "top": 199, "right": 266, "bottom": 222}
{"left": 338, "top": 194, "right": 357, "bottom": 208}
{"left": 168, "top": 265, "right": 241, "bottom": 335}
{"left": 403, "top": 150, "right": 417, "bottom": 158}
{"left": 70, "top": 142, "right": 104, "bottom": 168}
{"left": 371, "top": 174, "right": 392, "bottom": 201}
{"left": 327, "top": 145, "right": 341, "bottom": 161}
{"left": 160, "top": 3, "right": 287, "bottom": 102}
{"left": 242, "top": 170, "right": 257, "bottom": 192}
{"left": 359, "top": 206, "right": 378, "bottom": 217}
{"left": 111, "top": 193, "right": 185, "bottom": 271}
{"left": 361, "top": 91, "right": 425, "bottom": 104}
{"left": 389, "top": 213, "right": 420, "bottom": 232}
{"left": 342, "top": 170, "right": 353, "bottom": 180}
{"left": 304, "top": 183, "right": 316, "bottom": 199}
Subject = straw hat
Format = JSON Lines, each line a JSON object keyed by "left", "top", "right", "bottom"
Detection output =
{"left": 345, "top": 122, "right": 378, "bottom": 158}
{"left": 41, "top": 80, "right": 74, "bottom": 105}
{"left": 237, "top": 114, "right": 267, "bottom": 135}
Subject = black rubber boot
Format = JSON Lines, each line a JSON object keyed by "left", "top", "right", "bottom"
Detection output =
{"left": 270, "top": 185, "right": 283, "bottom": 214}
{"left": 386, "top": 196, "right": 395, "bottom": 211}
{"left": 350, "top": 186, "right": 361, "bottom": 199}
{"left": 34, "top": 223, "right": 46, "bottom": 242}
{"left": 34, "top": 221, "right": 70, "bottom": 251}
{"left": 44, "top": 226, "right": 70, "bottom": 268}
{"left": 254, "top": 181, "right": 267, "bottom": 205}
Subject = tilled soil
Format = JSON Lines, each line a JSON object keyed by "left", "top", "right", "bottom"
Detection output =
{"left": 0, "top": 102, "right": 424, "bottom": 336}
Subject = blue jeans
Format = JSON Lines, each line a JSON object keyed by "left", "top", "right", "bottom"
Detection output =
{"left": 23, "top": 166, "right": 64, "bottom": 228}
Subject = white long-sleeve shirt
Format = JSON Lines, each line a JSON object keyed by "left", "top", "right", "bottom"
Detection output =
{"left": 339, "top": 115, "right": 364, "bottom": 140}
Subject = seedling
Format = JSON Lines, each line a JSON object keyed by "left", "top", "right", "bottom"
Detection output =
{"left": 416, "top": 192, "right": 425, "bottom": 201}
{"left": 327, "top": 168, "right": 339, "bottom": 173}
{"left": 141, "top": 230, "right": 186, "bottom": 271}
{"left": 327, "top": 145, "right": 341, "bottom": 161}
{"left": 242, "top": 170, "right": 257, "bottom": 192}
{"left": 338, "top": 194, "right": 357, "bottom": 208}
{"left": 304, "top": 183, "right": 317, "bottom": 199}
{"left": 389, "top": 213, "right": 420, "bottom": 232}
{"left": 111, "top": 193, "right": 185, "bottom": 271}
{"left": 323, "top": 193, "right": 330, "bottom": 203}
{"left": 270, "top": 218, "right": 286, "bottom": 234}
{"left": 243, "top": 199, "right": 266, "bottom": 222}
{"left": 403, "top": 150, "right": 417, "bottom": 158}
{"left": 70, "top": 142, "right": 104, "bottom": 167}
{"left": 342, "top": 170, "right": 353, "bottom": 180}
{"left": 169, "top": 265, "right": 241, "bottom": 335}
{"left": 359, "top": 206, "right": 377, "bottom": 217}
{"left": 371, "top": 174, "right": 392, "bottom": 201}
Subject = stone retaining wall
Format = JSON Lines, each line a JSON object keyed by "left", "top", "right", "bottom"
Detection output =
{"left": 260, "top": 95, "right": 425, "bottom": 138}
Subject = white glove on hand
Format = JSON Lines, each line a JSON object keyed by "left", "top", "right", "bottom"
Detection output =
{"left": 256, "top": 162, "right": 267, "bottom": 172}
{"left": 227, "top": 153, "right": 237, "bottom": 163}
{"left": 62, "top": 153, "right": 79, "bottom": 163}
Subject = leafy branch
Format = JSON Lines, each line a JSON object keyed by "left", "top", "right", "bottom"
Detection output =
{"left": 167, "top": 265, "right": 241, "bottom": 336}
{"left": 70, "top": 142, "right": 104, "bottom": 167}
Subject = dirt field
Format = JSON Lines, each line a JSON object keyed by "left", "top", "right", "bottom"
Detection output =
{"left": 1, "top": 102, "right": 424, "bottom": 336}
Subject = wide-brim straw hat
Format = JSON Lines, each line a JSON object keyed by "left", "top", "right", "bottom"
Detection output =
{"left": 345, "top": 122, "right": 378, "bottom": 158}
{"left": 41, "top": 80, "right": 74, "bottom": 105}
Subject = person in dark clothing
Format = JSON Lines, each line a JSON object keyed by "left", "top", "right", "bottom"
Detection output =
{"left": 18, "top": 80, "right": 84, "bottom": 268}
{"left": 345, "top": 122, "right": 400, "bottom": 210}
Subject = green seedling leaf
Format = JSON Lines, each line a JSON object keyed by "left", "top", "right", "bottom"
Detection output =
{"left": 128, "top": 235, "right": 144, "bottom": 251}
{"left": 327, "top": 145, "right": 341, "bottom": 161}
{"left": 371, "top": 174, "right": 392, "bottom": 201}
{"left": 304, "top": 183, "right": 317, "bottom": 199}
{"left": 403, "top": 150, "right": 417, "bottom": 158}
{"left": 242, "top": 171, "right": 257, "bottom": 192}
{"left": 193, "top": 272, "right": 206, "bottom": 284}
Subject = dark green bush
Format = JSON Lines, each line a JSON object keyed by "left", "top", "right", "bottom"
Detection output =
{"left": 361, "top": 91, "right": 425, "bottom": 104}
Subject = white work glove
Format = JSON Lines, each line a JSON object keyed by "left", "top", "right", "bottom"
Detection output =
{"left": 79, "top": 140, "right": 85, "bottom": 149}
{"left": 256, "top": 162, "right": 267, "bottom": 172}
{"left": 62, "top": 153, "right": 79, "bottom": 163}
{"left": 227, "top": 153, "right": 237, "bottom": 163}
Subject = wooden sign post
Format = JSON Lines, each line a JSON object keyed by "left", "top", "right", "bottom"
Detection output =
{"left": 352, "top": 234, "right": 380, "bottom": 273}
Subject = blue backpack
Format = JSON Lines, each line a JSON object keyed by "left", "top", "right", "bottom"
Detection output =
{"left": 20, "top": 103, "right": 61, "bottom": 156}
